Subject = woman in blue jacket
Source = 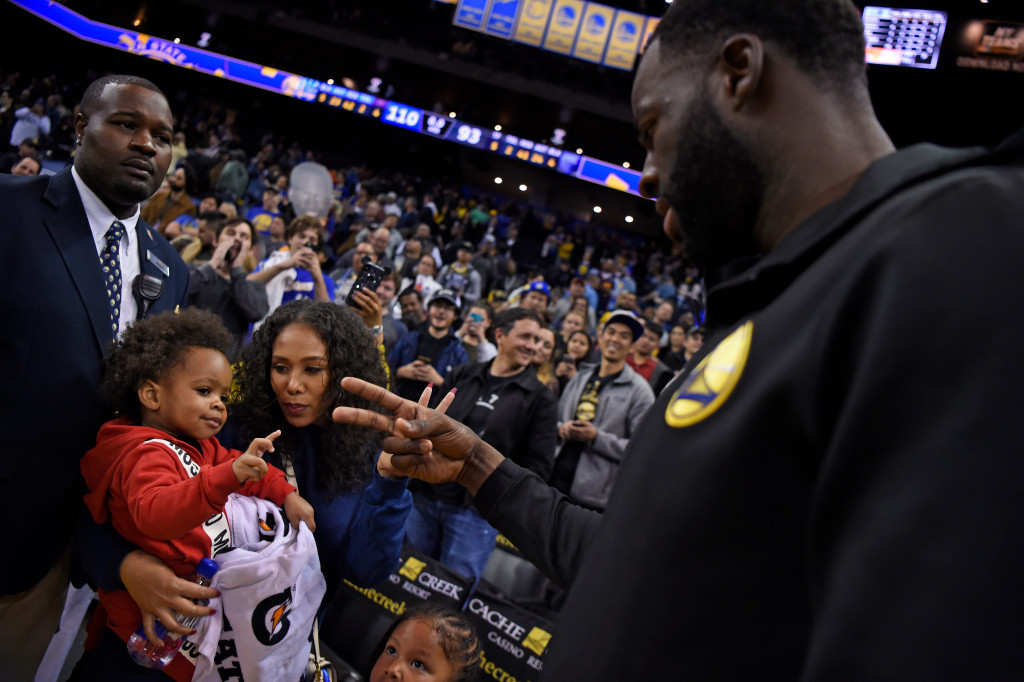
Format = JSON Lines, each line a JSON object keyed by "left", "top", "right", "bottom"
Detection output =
{"left": 230, "top": 300, "right": 411, "bottom": 596}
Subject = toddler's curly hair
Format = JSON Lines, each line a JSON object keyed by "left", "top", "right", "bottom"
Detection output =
{"left": 102, "top": 308, "right": 234, "bottom": 420}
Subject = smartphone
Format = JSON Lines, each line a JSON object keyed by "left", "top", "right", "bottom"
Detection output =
{"left": 416, "top": 356, "right": 432, "bottom": 365}
{"left": 345, "top": 258, "right": 392, "bottom": 309}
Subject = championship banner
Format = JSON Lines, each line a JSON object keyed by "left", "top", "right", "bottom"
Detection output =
{"left": 641, "top": 16, "right": 660, "bottom": 53}
{"left": 543, "top": 0, "right": 586, "bottom": 55}
{"left": 603, "top": 10, "right": 645, "bottom": 70}
{"left": 454, "top": 0, "right": 492, "bottom": 31}
{"left": 572, "top": 2, "right": 616, "bottom": 63}
{"left": 466, "top": 581, "right": 556, "bottom": 682}
{"left": 514, "top": 0, "right": 554, "bottom": 47}
{"left": 320, "top": 546, "right": 471, "bottom": 671}
{"left": 484, "top": 0, "right": 521, "bottom": 39}
{"left": 955, "top": 19, "right": 1024, "bottom": 73}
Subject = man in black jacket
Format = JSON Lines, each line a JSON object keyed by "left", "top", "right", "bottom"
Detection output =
{"left": 336, "top": 0, "right": 1024, "bottom": 678}
{"left": 403, "top": 307, "right": 557, "bottom": 581}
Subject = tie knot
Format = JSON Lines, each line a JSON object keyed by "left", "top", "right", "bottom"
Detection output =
{"left": 107, "top": 220, "right": 125, "bottom": 242}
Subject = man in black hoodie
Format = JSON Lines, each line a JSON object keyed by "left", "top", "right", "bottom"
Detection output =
{"left": 336, "top": 0, "right": 1024, "bottom": 677}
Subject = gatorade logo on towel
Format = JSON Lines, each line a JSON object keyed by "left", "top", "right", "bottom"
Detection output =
{"left": 665, "top": 321, "right": 752, "bottom": 428}
{"left": 252, "top": 587, "right": 293, "bottom": 646}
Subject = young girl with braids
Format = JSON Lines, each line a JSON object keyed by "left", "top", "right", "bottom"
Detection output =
{"left": 370, "top": 603, "right": 481, "bottom": 682}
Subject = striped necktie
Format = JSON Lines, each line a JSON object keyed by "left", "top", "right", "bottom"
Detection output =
{"left": 100, "top": 220, "right": 126, "bottom": 334}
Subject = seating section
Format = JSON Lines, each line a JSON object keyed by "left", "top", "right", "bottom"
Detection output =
{"left": 319, "top": 540, "right": 559, "bottom": 679}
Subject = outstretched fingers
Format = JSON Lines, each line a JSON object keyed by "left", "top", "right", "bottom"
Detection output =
{"left": 436, "top": 387, "right": 457, "bottom": 414}
{"left": 332, "top": 405, "right": 398, "bottom": 434}
{"left": 341, "top": 376, "right": 405, "bottom": 412}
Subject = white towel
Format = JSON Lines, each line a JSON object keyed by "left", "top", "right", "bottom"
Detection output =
{"left": 185, "top": 494, "right": 325, "bottom": 682}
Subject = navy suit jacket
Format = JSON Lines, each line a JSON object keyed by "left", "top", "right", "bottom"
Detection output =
{"left": 0, "top": 168, "right": 189, "bottom": 593}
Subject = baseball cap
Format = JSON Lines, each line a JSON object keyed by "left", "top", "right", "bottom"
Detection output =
{"left": 488, "top": 290, "right": 508, "bottom": 303}
{"left": 526, "top": 281, "right": 551, "bottom": 299}
{"left": 430, "top": 288, "right": 462, "bottom": 311}
{"left": 601, "top": 309, "right": 644, "bottom": 341}
{"left": 457, "top": 240, "right": 474, "bottom": 252}
{"left": 21, "top": 137, "right": 38, "bottom": 148}
{"left": 687, "top": 325, "right": 706, "bottom": 337}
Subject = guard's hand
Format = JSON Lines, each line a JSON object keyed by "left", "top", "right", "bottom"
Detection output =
{"left": 120, "top": 550, "right": 216, "bottom": 644}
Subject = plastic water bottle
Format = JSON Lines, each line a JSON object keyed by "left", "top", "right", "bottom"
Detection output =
{"left": 126, "top": 557, "right": 219, "bottom": 669}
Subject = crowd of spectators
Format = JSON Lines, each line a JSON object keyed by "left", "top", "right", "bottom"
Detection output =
{"left": 2, "top": 61, "right": 708, "bottom": 604}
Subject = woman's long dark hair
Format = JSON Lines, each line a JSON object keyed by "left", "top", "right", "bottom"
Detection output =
{"left": 233, "top": 300, "right": 388, "bottom": 495}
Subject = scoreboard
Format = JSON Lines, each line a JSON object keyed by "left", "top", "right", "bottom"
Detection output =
{"left": 863, "top": 6, "right": 948, "bottom": 69}
{"left": 307, "top": 79, "right": 586, "bottom": 175}
{"left": 12, "top": 0, "right": 638, "bottom": 197}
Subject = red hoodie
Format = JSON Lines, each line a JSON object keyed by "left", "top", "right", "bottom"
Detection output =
{"left": 81, "top": 417, "right": 295, "bottom": 672}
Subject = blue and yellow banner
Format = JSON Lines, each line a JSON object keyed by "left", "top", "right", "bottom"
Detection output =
{"left": 484, "top": 0, "right": 521, "bottom": 39}
{"left": 641, "top": 16, "right": 660, "bottom": 53}
{"left": 572, "top": 3, "right": 615, "bottom": 63}
{"left": 603, "top": 10, "right": 645, "bottom": 70}
{"left": 9, "top": 0, "right": 656, "bottom": 201}
{"left": 543, "top": 0, "right": 586, "bottom": 55}
{"left": 575, "top": 157, "right": 642, "bottom": 195}
{"left": 454, "top": 0, "right": 491, "bottom": 31}
{"left": 513, "top": 0, "right": 554, "bottom": 46}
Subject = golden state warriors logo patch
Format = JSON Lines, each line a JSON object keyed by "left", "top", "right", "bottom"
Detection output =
{"left": 665, "top": 321, "right": 752, "bottom": 428}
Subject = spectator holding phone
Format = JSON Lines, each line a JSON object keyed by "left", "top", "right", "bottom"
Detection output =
{"left": 555, "top": 329, "right": 595, "bottom": 394}
{"left": 456, "top": 302, "right": 497, "bottom": 364}
{"left": 248, "top": 215, "right": 335, "bottom": 332}
{"left": 389, "top": 289, "right": 469, "bottom": 403}
{"left": 187, "top": 216, "right": 268, "bottom": 356}
{"left": 374, "top": 272, "right": 409, "bottom": 353}
{"left": 332, "top": 241, "right": 377, "bottom": 302}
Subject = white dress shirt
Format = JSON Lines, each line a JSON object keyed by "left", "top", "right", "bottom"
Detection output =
{"left": 72, "top": 166, "right": 141, "bottom": 333}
